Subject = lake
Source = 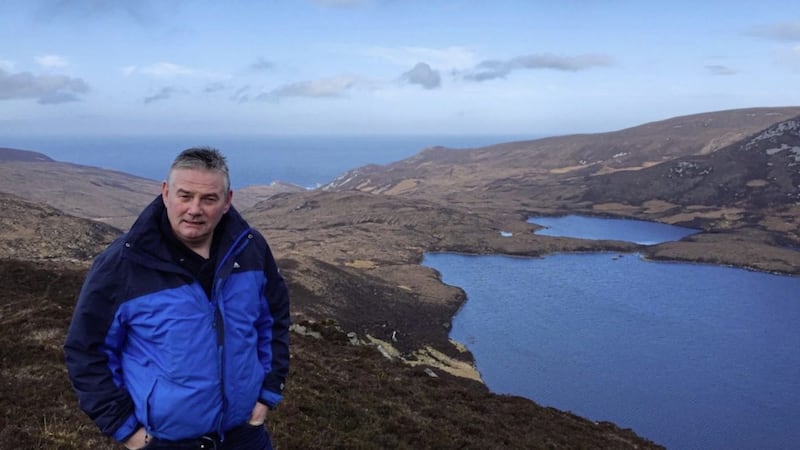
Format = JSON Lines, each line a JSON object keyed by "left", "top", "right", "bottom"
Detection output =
{"left": 423, "top": 216, "right": 800, "bottom": 450}
{"left": 528, "top": 215, "right": 699, "bottom": 245}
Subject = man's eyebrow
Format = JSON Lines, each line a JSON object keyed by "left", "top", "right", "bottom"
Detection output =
{"left": 174, "top": 186, "right": 223, "bottom": 195}
{"left": 175, "top": 188, "right": 221, "bottom": 198}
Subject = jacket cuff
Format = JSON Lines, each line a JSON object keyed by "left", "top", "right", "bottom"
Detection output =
{"left": 259, "top": 389, "right": 284, "bottom": 409}
{"left": 113, "top": 414, "right": 140, "bottom": 442}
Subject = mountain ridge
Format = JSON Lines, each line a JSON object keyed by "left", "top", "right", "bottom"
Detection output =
{"left": 325, "top": 106, "right": 800, "bottom": 192}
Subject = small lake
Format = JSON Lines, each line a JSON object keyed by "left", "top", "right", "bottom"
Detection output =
{"left": 423, "top": 216, "right": 800, "bottom": 450}
{"left": 528, "top": 215, "right": 699, "bottom": 244}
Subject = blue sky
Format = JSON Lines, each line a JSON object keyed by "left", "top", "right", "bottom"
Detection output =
{"left": 1, "top": 0, "right": 799, "bottom": 136}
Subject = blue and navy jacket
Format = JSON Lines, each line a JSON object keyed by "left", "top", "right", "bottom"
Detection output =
{"left": 64, "top": 196, "right": 290, "bottom": 442}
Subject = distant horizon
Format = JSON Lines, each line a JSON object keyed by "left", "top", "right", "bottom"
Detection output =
{"left": 2, "top": 131, "right": 546, "bottom": 138}
{"left": 3, "top": 133, "right": 540, "bottom": 189}
{"left": 4, "top": 104, "right": 799, "bottom": 141}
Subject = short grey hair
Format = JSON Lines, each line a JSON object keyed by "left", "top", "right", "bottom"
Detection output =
{"left": 169, "top": 147, "right": 231, "bottom": 192}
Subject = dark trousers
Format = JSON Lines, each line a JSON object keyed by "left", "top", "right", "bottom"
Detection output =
{"left": 141, "top": 423, "right": 272, "bottom": 450}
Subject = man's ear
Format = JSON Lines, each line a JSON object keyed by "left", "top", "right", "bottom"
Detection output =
{"left": 161, "top": 180, "right": 169, "bottom": 204}
{"left": 224, "top": 190, "right": 233, "bottom": 213}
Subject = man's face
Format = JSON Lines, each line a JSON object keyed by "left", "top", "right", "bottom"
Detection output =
{"left": 162, "top": 168, "right": 232, "bottom": 252}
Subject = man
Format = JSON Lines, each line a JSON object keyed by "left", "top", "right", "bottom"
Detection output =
{"left": 65, "top": 148, "right": 290, "bottom": 449}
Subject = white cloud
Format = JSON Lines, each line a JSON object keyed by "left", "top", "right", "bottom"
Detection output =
{"left": 0, "top": 68, "right": 89, "bottom": 104}
{"left": 249, "top": 58, "right": 275, "bottom": 72}
{"left": 124, "top": 62, "right": 227, "bottom": 80}
{"left": 143, "top": 86, "right": 185, "bottom": 104}
{"left": 203, "top": 82, "right": 227, "bottom": 93}
{"left": 463, "top": 53, "right": 615, "bottom": 82}
{"left": 0, "top": 59, "right": 14, "bottom": 71}
{"left": 706, "top": 64, "right": 738, "bottom": 76}
{"left": 256, "top": 74, "right": 367, "bottom": 101}
{"left": 401, "top": 62, "right": 441, "bottom": 89}
{"left": 34, "top": 0, "right": 159, "bottom": 23}
{"left": 141, "top": 62, "right": 199, "bottom": 77}
{"left": 231, "top": 85, "right": 251, "bottom": 103}
{"left": 748, "top": 21, "right": 800, "bottom": 42}
{"left": 359, "top": 45, "right": 479, "bottom": 70}
{"left": 311, "top": 0, "right": 368, "bottom": 8}
{"left": 36, "top": 54, "right": 69, "bottom": 68}
{"left": 772, "top": 45, "right": 800, "bottom": 71}
{"left": 747, "top": 21, "right": 800, "bottom": 71}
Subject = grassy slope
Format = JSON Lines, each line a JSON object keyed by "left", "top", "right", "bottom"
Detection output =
{"left": 0, "top": 259, "right": 662, "bottom": 449}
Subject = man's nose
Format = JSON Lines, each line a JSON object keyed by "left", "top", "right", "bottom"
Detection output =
{"left": 187, "top": 199, "right": 202, "bottom": 215}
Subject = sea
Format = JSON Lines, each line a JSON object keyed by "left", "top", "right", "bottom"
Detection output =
{"left": 1, "top": 134, "right": 535, "bottom": 189}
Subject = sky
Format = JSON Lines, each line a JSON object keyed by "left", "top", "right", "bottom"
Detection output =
{"left": 1, "top": 0, "right": 799, "bottom": 136}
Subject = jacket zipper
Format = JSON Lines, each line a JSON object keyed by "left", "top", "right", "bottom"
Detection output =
{"left": 210, "top": 228, "right": 253, "bottom": 439}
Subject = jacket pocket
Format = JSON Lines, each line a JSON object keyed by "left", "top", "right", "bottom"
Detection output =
{"left": 146, "top": 376, "right": 220, "bottom": 440}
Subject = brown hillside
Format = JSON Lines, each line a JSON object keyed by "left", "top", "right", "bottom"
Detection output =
{"left": 235, "top": 182, "right": 307, "bottom": 210}
{"left": 325, "top": 107, "right": 800, "bottom": 196}
{"left": 0, "top": 156, "right": 160, "bottom": 230}
{"left": 0, "top": 192, "right": 120, "bottom": 261}
{"left": 584, "top": 118, "right": 800, "bottom": 208}
{"left": 0, "top": 147, "right": 53, "bottom": 162}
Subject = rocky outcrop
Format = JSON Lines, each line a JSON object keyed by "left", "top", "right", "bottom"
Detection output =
{"left": 584, "top": 116, "right": 800, "bottom": 208}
